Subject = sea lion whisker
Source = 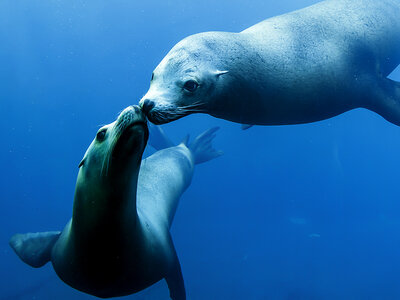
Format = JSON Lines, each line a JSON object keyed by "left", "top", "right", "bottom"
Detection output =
{"left": 178, "top": 102, "right": 205, "bottom": 110}
{"left": 177, "top": 107, "right": 207, "bottom": 114}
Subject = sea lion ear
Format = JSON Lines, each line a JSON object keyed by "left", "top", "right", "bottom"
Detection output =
{"left": 213, "top": 70, "right": 229, "bottom": 77}
{"left": 78, "top": 158, "right": 85, "bottom": 168}
{"left": 79, "top": 147, "right": 91, "bottom": 168}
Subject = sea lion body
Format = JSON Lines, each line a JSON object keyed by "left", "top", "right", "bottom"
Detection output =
{"left": 51, "top": 146, "right": 192, "bottom": 298}
{"left": 9, "top": 107, "right": 221, "bottom": 299}
{"left": 140, "top": 0, "right": 400, "bottom": 126}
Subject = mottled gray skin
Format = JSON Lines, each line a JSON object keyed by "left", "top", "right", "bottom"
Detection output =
{"left": 140, "top": 0, "right": 400, "bottom": 126}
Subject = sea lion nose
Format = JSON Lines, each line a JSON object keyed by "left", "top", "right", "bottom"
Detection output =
{"left": 141, "top": 99, "right": 155, "bottom": 115}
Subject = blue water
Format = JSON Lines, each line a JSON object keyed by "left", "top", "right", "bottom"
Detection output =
{"left": 1, "top": 0, "right": 400, "bottom": 299}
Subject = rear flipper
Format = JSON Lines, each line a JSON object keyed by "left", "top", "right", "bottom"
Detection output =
{"left": 369, "top": 77, "right": 400, "bottom": 126}
{"left": 9, "top": 231, "right": 61, "bottom": 268}
{"left": 187, "top": 127, "right": 223, "bottom": 164}
{"left": 149, "top": 125, "right": 223, "bottom": 164}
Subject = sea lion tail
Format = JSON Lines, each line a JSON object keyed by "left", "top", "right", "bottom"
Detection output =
{"left": 9, "top": 231, "right": 61, "bottom": 268}
{"left": 188, "top": 127, "right": 223, "bottom": 164}
{"left": 369, "top": 77, "right": 400, "bottom": 126}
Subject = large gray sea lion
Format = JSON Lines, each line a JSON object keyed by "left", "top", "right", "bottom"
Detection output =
{"left": 139, "top": 0, "right": 400, "bottom": 127}
{"left": 9, "top": 106, "right": 221, "bottom": 299}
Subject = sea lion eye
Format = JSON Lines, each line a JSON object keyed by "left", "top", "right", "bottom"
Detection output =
{"left": 183, "top": 80, "right": 199, "bottom": 92}
{"left": 96, "top": 128, "right": 107, "bottom": 142}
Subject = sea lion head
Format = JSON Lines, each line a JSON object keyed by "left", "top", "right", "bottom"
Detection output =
{"left": 76, "top": 105, "right": 148, "bottom": 194}
{"left": 139, "top": 33, "right": 229, "bottom": 124}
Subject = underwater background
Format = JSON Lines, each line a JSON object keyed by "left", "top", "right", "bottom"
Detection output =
{"left": 1, "top": 0, "right": 400, "bottom": 299}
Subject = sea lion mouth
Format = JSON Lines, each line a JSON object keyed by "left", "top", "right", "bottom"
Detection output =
{"left": 110, "top": 122, "right": 148, "bottom": 169}
{"left": 146, "top": 108, "right": 185, "bottom": 125}
{"left": 113, "top": 122, "right": 148, "bottom": 157}
{"left": 115, "top": 105, "right": 147, "bottom": 133}
{"left": 114, "top": 106, "right": 149, "bottom": 154}
{"left": 118, "top": 121, "right": 148, "bottom": 144}
{"left": 101, "top": 106, "right": 148, "bottom": 175}
{"left": 144, "top": 102, "right": 206, "bottom": 125}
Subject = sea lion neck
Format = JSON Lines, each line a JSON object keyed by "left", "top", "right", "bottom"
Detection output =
{"left": 70, "top": 163, "right": 141, "bottom": 238}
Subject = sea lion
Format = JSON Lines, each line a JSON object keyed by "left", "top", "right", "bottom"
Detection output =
{"left": 139, "top": 0, "right": 400, "bottom": 127}
{"left": 9, "top": 106, "right": 221, "bottom": 299}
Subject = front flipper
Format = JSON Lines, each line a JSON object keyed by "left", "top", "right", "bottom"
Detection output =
{"left": 9, "top": 231, "right": 61, "bottom": 268}
{"left": 165, "top": 254, "right": 186, "bottom": 300}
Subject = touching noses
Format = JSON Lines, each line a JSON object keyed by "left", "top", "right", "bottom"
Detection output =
{"left": 140, "top": 99, "right": 155, "bottom": 115}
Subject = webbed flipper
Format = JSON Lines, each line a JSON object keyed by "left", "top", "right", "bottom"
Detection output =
{"left": 188, "top": 127, "right": 223, "bottom": 164}
{"left": 9, "top": 231, "right": 61, "bottom": 268}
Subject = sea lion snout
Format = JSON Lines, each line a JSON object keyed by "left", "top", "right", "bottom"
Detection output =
{"left": 116, "top": 105, "right": 147, "bottom": 130}
{"left": 140, "top": 99, "right": 155, "bottom": 115}
{"left": 139, "top": 96, "right": 187, "bottom": 125}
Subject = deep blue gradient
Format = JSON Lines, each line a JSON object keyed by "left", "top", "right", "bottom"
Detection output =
{"left": 1, "top": 0, "right": 400, "bottom": 299}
